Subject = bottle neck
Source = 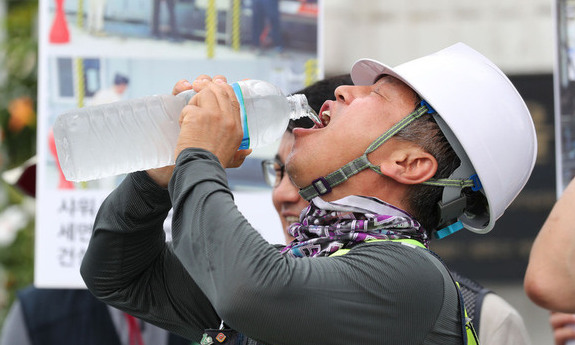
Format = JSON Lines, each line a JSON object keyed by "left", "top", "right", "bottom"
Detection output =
{"left": 286, "top": 94, "right": 320, "bottom": 125}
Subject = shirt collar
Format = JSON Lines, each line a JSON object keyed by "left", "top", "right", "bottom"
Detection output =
{"left": 311, "top": 195, "right": 412, "bottom": 218}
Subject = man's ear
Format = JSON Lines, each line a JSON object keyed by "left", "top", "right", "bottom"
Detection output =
{"left": 378, "top": 146, "right": 438, "bottom": 185}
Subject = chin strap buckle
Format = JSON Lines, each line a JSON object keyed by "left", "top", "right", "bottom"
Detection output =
{"left": 437, "top": 195, "right": 466, "bottom": 224}
{"left": 311, "top": 177, "right": 332, "bottom": 196}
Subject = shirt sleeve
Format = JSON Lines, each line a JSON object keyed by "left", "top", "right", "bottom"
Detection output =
{"left": 80, "top": 169, "right": 220, "bottom": 341}
{"left": 479, "top": 293, "right": 532, "bottom": 345}
{"left": 167, "top": 148, "right": 462, "bottom": 345}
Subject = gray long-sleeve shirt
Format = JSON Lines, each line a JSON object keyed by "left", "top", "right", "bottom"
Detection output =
{"left": 81, "top": 148, "right": 464, "bottom": 345}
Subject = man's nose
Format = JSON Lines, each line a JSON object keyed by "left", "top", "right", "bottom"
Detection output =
{"left": 275, "top": 175, "right": 301, "bottom": 202}
{"left": 334, "top": 84, "right": 366, "bottom": 104}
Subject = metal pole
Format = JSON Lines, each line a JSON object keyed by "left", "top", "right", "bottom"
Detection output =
{"left": 75, "top": 57, "right": 85, "bottom": 108}
{"left": 206, "top": 0, "right": 217, "bottom": 59}
{"left": 231, "top": 0, "right": 240, "bottom": 51}
{"left": 77, "top": 0, "right": 83, "bottom": 28}
{"left": 304, "top": 59, "right": 319, "bottom": 87}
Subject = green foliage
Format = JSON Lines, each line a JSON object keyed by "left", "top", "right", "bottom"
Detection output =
{"left": 0, "top": 0, "right": 38, "bottom": 168}
{"left": 0, "top": 219, "right": 35, "bottom": 294}
{"left": 0, "top": 0, "right": 38, "bottom": 329}
{"left": 0, "top": 199, "right": 34, "bottom": 325}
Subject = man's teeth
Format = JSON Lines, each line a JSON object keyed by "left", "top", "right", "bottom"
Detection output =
{"left": 321, "top": 110, "right": 331, "bottom": 126}
{"left": 285, "top": 216, "right": 299, "bottom": 224}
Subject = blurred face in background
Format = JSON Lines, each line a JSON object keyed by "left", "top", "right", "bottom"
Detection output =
{"left": 114, "top": 83, "right": 128, "bottom": 95}
{"left": 270, "top": 132, "right": 310, "bottom": 243}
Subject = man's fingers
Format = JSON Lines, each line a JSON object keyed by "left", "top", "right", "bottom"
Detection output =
{"left": 174, "top": 75, "right": 247, "bottom": 168}
{"left": 192, "top": 75, "right": 213, "bottom": 93}
{"left": 227, "top": 149, "right": 252, "bottom": 168}
{"left": 213, "top": 75, "right": 228, "bottom": 83}
{"left": 172, "top": 79, "right": 193, "bottom": 95}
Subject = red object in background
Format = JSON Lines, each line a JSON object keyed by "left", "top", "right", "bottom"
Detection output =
{"left": 2, "top": 156, "right": 37, "bottom": 197}
{"left": 49, "top": 0, "right": 70, "bottom": 44}
{"left": 16, "top": 163, "right": 36, "bottom": 197}
{"left": 298, "top": 1, "right": 318, "bottom": 16}
{"left": 48, "top": 128, "right": 74, "bottom": 189}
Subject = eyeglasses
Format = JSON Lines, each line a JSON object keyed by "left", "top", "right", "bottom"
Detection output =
{"left": 261, "top": 158, "right": 284, "bottom": 188}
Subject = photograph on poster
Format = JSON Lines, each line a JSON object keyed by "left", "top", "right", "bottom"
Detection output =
{"left": 46, "top": 0, "right": 318, "bottom": 57}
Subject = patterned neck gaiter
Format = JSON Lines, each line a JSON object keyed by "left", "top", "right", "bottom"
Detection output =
{"left": 281, "top": 195, "right": 428, "bottom": 258}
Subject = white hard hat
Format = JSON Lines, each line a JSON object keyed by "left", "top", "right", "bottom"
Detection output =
{"left": 350, "top": 42, "right": 537, "bottom": 234}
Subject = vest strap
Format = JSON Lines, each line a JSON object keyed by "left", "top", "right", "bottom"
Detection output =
{"left": 329, "top": 238, "right": 424, "bottom": 257}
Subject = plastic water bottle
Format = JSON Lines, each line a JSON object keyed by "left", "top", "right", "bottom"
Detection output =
{"left": 53, "top": 80, "right": 319, "bottom": 182}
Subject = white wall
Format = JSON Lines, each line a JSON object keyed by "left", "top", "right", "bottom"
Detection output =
{"left": 322, "top": 0, "right": 555, "bottom": 75}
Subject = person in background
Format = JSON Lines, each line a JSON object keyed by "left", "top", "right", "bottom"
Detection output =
{"left": 151, "top": 0, "right": 180, "bottom": 41}
{"left": 251, "top": 0, "right": 283, "bottom": 54}
{"left": 263, "top": 75, "right": 531, "bottom": 344}
{"left": 91, "top": 73, "right": 130, "bottom": 106}
{"left": 80, "top": 43, "right": 536, "bottom": 344}
{"left": 87, "top": 0, "right": 107, "bottom": 35}
{"left": 550, "top": 312, "right": 575, "bottom": 345}
{"left": 525, "top": 176, "right": 575, "bottom": 345}
{"left": 525, "top": 176, "right": 575, "bottom": 312}
{"left": 0, "top": 159, "right": 191, "bottom": 345}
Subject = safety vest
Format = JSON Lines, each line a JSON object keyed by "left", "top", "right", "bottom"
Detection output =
{"left": 330, "top": 239, "right": 480, "bottom": 345}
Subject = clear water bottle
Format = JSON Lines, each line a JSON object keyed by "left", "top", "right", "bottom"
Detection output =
{"left": 53, "top": 80, "right": 319, "bottom": 182}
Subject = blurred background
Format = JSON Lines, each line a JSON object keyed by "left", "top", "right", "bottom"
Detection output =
{"left": 0, "top": 0, "right": 560, "bottom": 343}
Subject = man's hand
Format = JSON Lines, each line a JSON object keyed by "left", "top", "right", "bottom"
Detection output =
{"left": 176, "top": 75, "right": 250, "bottom": 168}
{"left": 146, "top": 76, "right": 251, "bottom": 187}
{"left": 550, "top": 312, "right": 575, "bottom": 345}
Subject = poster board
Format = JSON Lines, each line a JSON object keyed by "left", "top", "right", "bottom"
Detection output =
{"left": 36, "top": 0, "right": 323, "bottom": 287}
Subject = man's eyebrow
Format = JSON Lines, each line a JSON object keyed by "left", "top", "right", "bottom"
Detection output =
{"left": 373, "top": 79, "right": 391, "bottom": 101}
